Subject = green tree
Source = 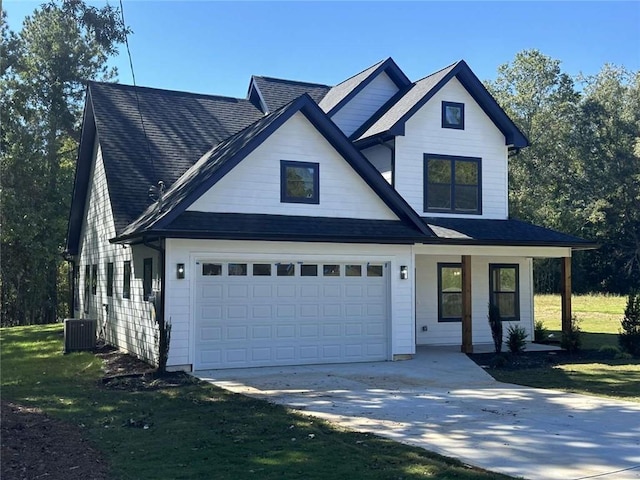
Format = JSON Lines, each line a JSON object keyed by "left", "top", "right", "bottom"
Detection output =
{"left": 1, "top": 1, "right": 128, "bottom": 325}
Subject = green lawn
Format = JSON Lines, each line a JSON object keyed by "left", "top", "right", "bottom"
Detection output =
{"left": 485, "top": 294, "right": 640, "bottom": 402}
{"left": 1, "top": 324, "right": 516, "bottom": 480}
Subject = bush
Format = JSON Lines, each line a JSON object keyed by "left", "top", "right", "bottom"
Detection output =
{"left": 489, "top": 354, "right": 508, "bottom": 368}
{"left": 561, "top": 315, "right": 582, "bottom": 353}
{"left": 597, "top": 345, "right": 620, "bottom": 359}
{"left": 534, "top": 320, "right": 548, "bottom": 343}
{"left": 619, "top": 292, "right": 640, "bottom": 357}
{"left": 487, "top": 303, "right": 503, "bottom": 353}
{"left": 506, "top": 325, "right": 527, "bottom": 354}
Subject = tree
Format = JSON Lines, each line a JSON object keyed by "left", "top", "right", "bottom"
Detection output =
{"left": 1, "top": 1, "right": 129, "bottom": 325}
{"left": 619, "top": 291, "right": 640, "bottom": 356}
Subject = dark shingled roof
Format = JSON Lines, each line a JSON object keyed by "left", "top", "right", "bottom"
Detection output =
{"left": 155, "top": 212, "right": 426, "bottom": 244}
{"left": 423, "top": 217, "right": 597, "bottom": 248}
{"left": 89, "top": 82, "right": 265, "bottom": 234}
{"left": 250, "top": 76, "right": 330, "bottom": 112}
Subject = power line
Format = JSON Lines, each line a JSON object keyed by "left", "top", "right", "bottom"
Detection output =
{"left": 118, "top": 0, "right": 158, "bottom": 186}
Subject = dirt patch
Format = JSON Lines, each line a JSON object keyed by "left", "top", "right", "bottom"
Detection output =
{"left": 1, "top": 346, "right": 188, "bottom": 480}
{"left": 1, "top": 401, "right": 110, "bottom": 480}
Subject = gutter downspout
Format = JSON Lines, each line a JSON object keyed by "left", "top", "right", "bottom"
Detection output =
{"left": 143, "top": 237, "right": 166, "bottom": 370}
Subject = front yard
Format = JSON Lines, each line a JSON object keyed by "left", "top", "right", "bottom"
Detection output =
{"left": 1, "top": 324, "right": 515, "bottom": 480}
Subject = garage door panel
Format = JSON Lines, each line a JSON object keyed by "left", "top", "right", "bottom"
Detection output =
{"left": 195, "top": 261, "right": 389, "bottom": 369}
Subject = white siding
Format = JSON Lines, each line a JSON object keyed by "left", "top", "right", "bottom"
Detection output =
{"left": 395, "top": 77, "right": 509, "bottom": 219}
{"left": 188, "top": 112, "right": 397, "bottom": 221}
{"left": 415, "top": 255, "right": 533, "bottom": 346}
{"left": 164, "top": 239, "right": 415, "bottom": 368}
{"left": 330, "top": 72, "right": 399, "bottom": 137}
{"left": 75, "top": 142, "right": 160, "bottom": 365}
{"left": 361, "top": 143, "right": 393, "bottom": 184}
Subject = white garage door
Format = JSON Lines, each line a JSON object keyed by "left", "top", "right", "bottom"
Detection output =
{"left": 194, "top": 261, "right": 389, "bottom": 370}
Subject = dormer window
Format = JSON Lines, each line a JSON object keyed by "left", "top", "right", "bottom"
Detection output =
{"left": 280, "top": 160, "right": 319, "bottom": 204}
{"left": 442, "top": 101, "right": 464, "bottom": 130}
{"left": 424, "top": 154, "right": 481, "bottom": 214}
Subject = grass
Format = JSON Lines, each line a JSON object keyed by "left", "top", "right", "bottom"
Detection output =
{"left": 485, "top": 294, "right": 640, "bottom": 402}
{"left": 1, "top": 324, "right": 516, "bottom": 480}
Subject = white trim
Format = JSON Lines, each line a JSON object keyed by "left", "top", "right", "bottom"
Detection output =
{"left": 412, "top": 244, "right": 572, "bottom": 258}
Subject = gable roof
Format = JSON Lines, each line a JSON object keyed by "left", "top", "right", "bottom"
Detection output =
{"left": 114, "top": 94, "right": 434, "bottom": 242}
{"left": 248, "top": 76, "right": 330, "bottom": 113}
{"left": 352, "top": 60, "right": 529, "bottom": 149}
{"left": 318, "top": 57, "right": 412, "bottom": 115}
{"left": 66, "top": 82, "right": 265, "bottom": 254}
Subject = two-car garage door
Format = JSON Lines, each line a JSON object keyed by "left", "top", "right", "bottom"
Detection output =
{"left": 194, "top": 260, "right": 389, "bottom": 370}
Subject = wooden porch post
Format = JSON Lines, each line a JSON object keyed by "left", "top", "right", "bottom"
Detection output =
{"left": 461, "top": 255, "right": 473, "bottom": 353}
{"left": 561, "top": 256, "right": 572, "bottom": 336}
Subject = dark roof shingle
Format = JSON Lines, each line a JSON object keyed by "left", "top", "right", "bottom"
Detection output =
{"left": 250, "top": 76, "right": 330, "bottom": 112}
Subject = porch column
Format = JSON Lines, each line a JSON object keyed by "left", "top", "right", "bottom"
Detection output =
{"left": 561, "top": 256, "right": 572, "bottom": 336}
{"left": 461, "top": 255, "right": 473, "bottom": 353}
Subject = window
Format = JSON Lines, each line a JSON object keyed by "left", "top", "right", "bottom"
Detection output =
{"left": 438, "top": 263, "right": 462, "bottom": 322}
{"left": 106, "top": 262, "right": 114, "bottom": 297}
{"left": 253, "top": 264, "right": 271, "bottom": 276}
{"left": 202, "top": 263, "right": 222, "bottom": 276}
{"left": 367, "top": 265, "right": 383, "bottom": 277}
{"left": 143, "top": 258, "right": 153, "bottom": 301}
{"left": 345, "top": 265, "right": 362, "bottom": 277}
{"left": 84, "top": 265, "right": 90, "bottom": 313}
{"left": 276, "top": 263, "right": 295, "bottom": 276}
{"left": 424, "top": 154, "right": 481, "bottom": 214}
{"left": 323, "top": 264, "right": 340, "bottom": 277}
{"left": 228, "top": 263, "right": 247, "bottom": 276}
{"left": 123, "top": 261, "right": 131, "bottom": 299}
{"left": 280, "top": 160, "right": 319, "bottom": 204}
{"left": 91, "top": 264, "right": 97, "bottom": 295}
{"left": 442, "top": 101, "right": 464, "bottom": 129}
{"left": 489, "top": 264, "right": 520, "bottom": 321}
{"left": 301, "top": 264, "right": 318, "bottom": 276}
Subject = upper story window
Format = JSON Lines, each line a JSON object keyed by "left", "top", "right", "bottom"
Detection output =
{"left": 442, "top": 101, "right": 464, "bottom": 130}
{"left": 280, "top": 160, "right": 319, "bottom": 204}
{"left": 424, "top": 154, "right": 481, "bottom": 214}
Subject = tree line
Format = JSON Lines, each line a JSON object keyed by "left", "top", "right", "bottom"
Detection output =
{"left": 1, "top": 1, "right": 638, "bottom": 326}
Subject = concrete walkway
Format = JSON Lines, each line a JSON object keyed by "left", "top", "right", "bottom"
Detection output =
{"left": 195, "top": 347, "right": 640, "bottom": 480}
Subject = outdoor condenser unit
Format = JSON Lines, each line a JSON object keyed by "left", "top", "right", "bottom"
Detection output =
{"left": 63, "top": 318, "right": 97, "bottom": 353}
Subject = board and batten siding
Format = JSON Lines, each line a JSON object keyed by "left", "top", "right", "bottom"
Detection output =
{"left": 187, "top": 111, "right": 397, "bottom": 221}
{"left": 329, "top": 72, "right": 400, "bottom": 138}
{"left": 164, "top": 239, "right": 415, "bottom": 368}
{"left": 415, "top": 255, "right": 534, "bottom": 346}
{"left": 75, "top": 141, "right": 160, "bottom": 364}
{"left": 395, "top": 77, "right": 509, "bottom": 219}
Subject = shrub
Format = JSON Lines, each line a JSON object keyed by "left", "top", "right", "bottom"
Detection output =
{"left": 506, "top": 325, "right": 527, "bottom": 354}
{"left": 487, "top": 303, "right": 503, "bottom": 354}
{"left": 489, "top": 354, "right": 508, "bottom": 368}
{"left": 534, "top": 320, "right": 548, "bottom": 343}
{"left": 619, "top": 292, "right": 640, "bottom": 357}
{"left": 561, "top": 315, "right": 582, "bottom": 353}
{"left": 597, "top": 345, "right": 620, "bottom": 359}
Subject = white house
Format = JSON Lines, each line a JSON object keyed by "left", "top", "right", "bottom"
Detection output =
{"left": 65, "top": 58, "right": 595, "bottom": 371}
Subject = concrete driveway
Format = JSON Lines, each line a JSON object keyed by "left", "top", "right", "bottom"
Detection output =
{"left": 195, "top": 347, "right": 640, "bottom": 480}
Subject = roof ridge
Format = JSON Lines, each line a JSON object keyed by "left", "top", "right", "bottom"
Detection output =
{"left": 329, "top": 58, "right": 387, "bottom": 88}
{"left": 412, "top": 60, "right": 460, "bottom": 84}
{"left": 252, "top": 75, "right": 331, "bottom": 88}
{"left": 88, "top": 80, "right": 252, "bottom": 103}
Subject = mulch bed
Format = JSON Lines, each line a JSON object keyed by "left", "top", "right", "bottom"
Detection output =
{"left": 468, "top": 348, "right": 617, "bottom": 370}
{"left": 1, "top": 345, "right": 169, "bottom": 480}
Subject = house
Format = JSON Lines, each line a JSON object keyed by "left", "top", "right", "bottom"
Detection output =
{"left": 65, "top": 58, "right": 595, "bottom": 371}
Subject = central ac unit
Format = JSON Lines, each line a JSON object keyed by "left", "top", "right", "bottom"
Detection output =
{"left": 64, "top": 318, "right": 97, "bottom": 353}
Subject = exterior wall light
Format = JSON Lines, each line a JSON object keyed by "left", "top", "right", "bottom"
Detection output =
{"left": 177, "top": 263, "right": 185, "bottom": 279}
{"left": 400, "top": 265, "right": 409, "bottom": 280}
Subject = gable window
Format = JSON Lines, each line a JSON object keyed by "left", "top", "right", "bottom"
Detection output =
{"left": 280, "top": 160, "right": 319, "bottom": 204}
{"left": 84, "top": 265, "right": 90, "bottom": 313}
{"left": 438, "top": 263, "right": 462, "bottom": 322}
{"left": 489, "top": 264, "right": 520, "bottom": 321}
{"left": 424, "top": 154, "right": 481, "bottom": 214}
{"left": 123, "top": 261, "right": 131, "bottom": 299}
{"left": 442, "top": 101, "right": 464, "bottom": 129}
{"left": 106, "top": 262, "right": 114, "bottom": 297}
{"left": 143, "top": 258, "right": 153, "bottom": 301}
{"left": 91, "top": 264, "right": 98, "bottom": 295}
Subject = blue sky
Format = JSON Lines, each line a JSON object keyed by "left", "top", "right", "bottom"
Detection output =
{"left": 4, "top": 1, "right": 640, "bottom": 97}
